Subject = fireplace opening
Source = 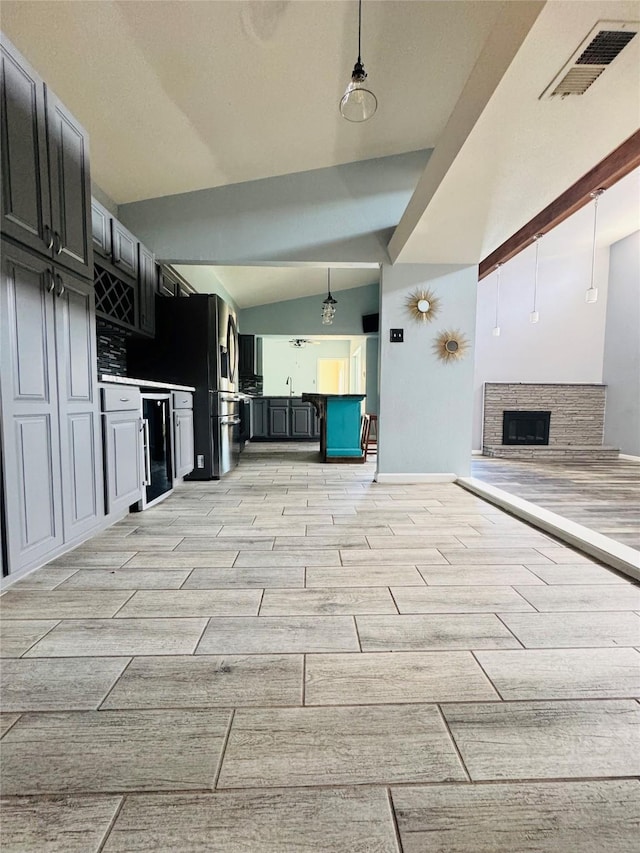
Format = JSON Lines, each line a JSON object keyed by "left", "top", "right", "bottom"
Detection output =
{"left": 502, "top": 410, "right": 551, "bottom": 445}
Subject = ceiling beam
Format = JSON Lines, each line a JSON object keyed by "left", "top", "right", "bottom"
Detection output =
{"left": 479, "top": 129, "right": 640, "bottom": 280}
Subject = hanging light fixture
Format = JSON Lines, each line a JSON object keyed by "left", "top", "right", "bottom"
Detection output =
{"left": 322, "top": 269, "right": 338, "bottom": 325}
{"left": 530, "top": 234, "right": 542, "bottom": 324}
{"left": 492, "top": 263, "right": 502, "bottom": 336}
{"left": 339, "top": 0, "right": 377, "bottom": 122}
{"left": 585, "top": 188, "right": 605, "bottom": 303}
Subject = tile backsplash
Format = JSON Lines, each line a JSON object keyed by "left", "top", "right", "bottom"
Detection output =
{"left": 96, "top": 320, "right": 128, "bottom": 377}
{"left": 239, "top": 375, "right": 264, "bottom": 396}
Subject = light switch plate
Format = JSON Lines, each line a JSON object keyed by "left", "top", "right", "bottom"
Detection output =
{"left": 390, "top": 328, "right": 404, "bottom": 342}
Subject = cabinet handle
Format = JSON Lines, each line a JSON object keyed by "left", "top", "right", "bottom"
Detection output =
{"left": 120, "top": 397, "right": 130, "bottom": 402}
{"left": 54, "top": 231, "right": 63, "bottom": 255}
{"left": 43, "top": 225, "right": 54, "bottom": 250}
{"left": 46, "top": 270, "right": 55, "bottom": 294}
{"left": 55, "top": 274, "right": 65, "bottom": 298}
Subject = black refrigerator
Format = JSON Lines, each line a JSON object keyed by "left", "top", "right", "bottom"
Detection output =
{"left": 128, "top": 293, "right": 240, "bottom": 480}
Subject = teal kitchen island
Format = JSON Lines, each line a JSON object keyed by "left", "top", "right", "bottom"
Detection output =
{"left": 301, "top": 393, "right": 366, "bottom": 462}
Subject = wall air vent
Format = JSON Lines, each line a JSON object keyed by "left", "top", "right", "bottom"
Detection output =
{"left": 540, "top": 20, "right": 638, "bottom": 99}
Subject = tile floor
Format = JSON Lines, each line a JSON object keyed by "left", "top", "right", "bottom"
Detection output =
{"left": 1, "top": 442, "right": 639, "bottom": 851}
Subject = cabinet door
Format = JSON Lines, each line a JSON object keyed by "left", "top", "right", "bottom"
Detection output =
{"left": 238, "top": 334, "right": 255, "bottom": 377}
{"left": 174, "top": 409, "right": 195, "bottom": 478}
{"left": 91, "top": 198, "right": 111, "bottom": 258}
{"left": 0, "top": 242, "right": 63, "bottom": 572}
{"left": 291, "top": 404, "right": 312, "bottom": 437}
{"left": 112, "top": 220, "right": 138, "bottom": 281}
{"left": 0, "top": 37, "right": 51, "bottom": 257}
{"left": 54, "top": 268, "right": 104, "bottom": 540}
{"left": 45, "top": 87, "right": 92, "bottom": 279}
{"left": 268, "top": 405, "right": 289, "bottom": 438}
{"left": 250, "top": 398, "right": 267, "bottom": 438}
{"left": 103, "top": 411, "right": 143, "bottom": 515}
{"left": 138, "top": 243, "right": 156, "bottom": 336}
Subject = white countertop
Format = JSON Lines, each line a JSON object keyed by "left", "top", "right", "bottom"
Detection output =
{"left": 100, "top": 375, "right": 196, "bottom": 392}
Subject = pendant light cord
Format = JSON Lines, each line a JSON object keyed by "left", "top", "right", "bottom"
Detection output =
{"left": 533, "top": 235, "right": 541, "bottom": 311}
{"left": 358, "top": 0, "right": 362, "bottom": 63}
{"left": 495, "top": 264, "right": 501, "bottom": 328}
{"left": 589, "top": 191, "right": 602, "bottom": 291}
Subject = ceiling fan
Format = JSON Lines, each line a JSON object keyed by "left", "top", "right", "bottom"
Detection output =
{"left": 289, "top": 338, "right": 321, "bottom": 348}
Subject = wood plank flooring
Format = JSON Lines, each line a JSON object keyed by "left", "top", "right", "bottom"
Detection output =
{"left": 1, "top": 442, "right": 639, "bottom": 851}
{"left": 471, "top": 456, "right": 640, "bottom": 550}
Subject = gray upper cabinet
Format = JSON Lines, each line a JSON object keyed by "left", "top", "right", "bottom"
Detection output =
{"left": 112, "top": 219, "right": 138, "bottom": 281}
{"left": 0, "top": 35, "right": 92, "bottom": 280}
{"left": 91, "top": 197, "right": 111, "bottom": 258}
{"left": 138, "top": 243, "right": 156, "bottom": 336}
{"left": 0, "top": 240, "right": 104, "bottom": 574}
{"left": 0, "top": 37, "right": 51, "bottom": 258}
{"left": 45, "top": 88, "right": 92, "bottom": 279}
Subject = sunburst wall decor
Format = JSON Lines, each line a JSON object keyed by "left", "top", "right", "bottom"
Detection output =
{"left": 433, "top": 329, "right": 470, "bottom": 363}
{"left": 405, "top": 287, "right": 440, "bottom": 323}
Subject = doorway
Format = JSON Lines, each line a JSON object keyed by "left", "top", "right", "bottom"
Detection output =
{"left": 317, "top": 358, "right": 349, "bottom": 394}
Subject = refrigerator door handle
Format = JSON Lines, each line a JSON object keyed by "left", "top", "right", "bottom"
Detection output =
{"left": 142, "top": 418, "right": 151, "bottom": 487}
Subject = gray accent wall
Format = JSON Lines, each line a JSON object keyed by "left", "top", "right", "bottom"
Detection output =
{"left": 378, "top": 263, "right": 477, "bottom": 475}
{"left": 603, "top": 230, "right": 640, "bottom": 456}
{"left": 118, "top": 150, "right": 431, "bottom": 265}
{"left": 238, "top": 283, "right": 379, "bottom": 336}
{"left": 365, "top": 336, "right": 380, "bottom": 415}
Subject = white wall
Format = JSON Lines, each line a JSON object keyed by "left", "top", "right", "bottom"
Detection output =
{"left": 603, "top": 230, "right": 640, "bottom": 456}
{"left": 378, "top": 263, "right": 477, "bottom": 476}
{"left": 472, "top": 235, "right": 610, "bottom": 449}
{"left": 261, "top": 338, "right": 352, "bottom": 397}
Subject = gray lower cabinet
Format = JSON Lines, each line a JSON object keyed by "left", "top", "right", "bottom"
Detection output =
{"left": 0, "top": 240, "right": 103, "bottom": 575}
{"left": 174, "top": 408, "right": 195, "bottom": 478}
{"left": 250, "top": 397, "right": 319, "bottom": 440}
{"left": 172, "top": 390, "right": 195, "bottom": 479}
{"left": 103, "top": 410, "right": 143, "bottom": 515}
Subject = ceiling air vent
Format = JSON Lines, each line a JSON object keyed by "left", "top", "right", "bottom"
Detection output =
{"left": 540, "top": 20, "right": 638, "bottom": 99}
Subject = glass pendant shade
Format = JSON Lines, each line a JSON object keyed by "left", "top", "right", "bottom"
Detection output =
{"left": 529, "top": 311, "right": 539, "bottom": 324}
{"left": 340, "top": 1, "right": 377, "bottom": 122}
{"left": 585, "top": 287, "right": 598, "bottom": 304}
{"left": 322, "top": 270, "right": 337, "bottom": 325}
{"left": 492, "top": 326, "right": 501, "bottom": 337}
{"left": 340, "top": 63, "right": 377, "bottom": 122}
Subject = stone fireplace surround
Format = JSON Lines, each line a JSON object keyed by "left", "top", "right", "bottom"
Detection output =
{"left": 482, "top": 383, "right": 619, "bottom": 460}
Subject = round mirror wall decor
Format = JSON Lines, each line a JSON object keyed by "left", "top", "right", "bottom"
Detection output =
{"left": 433, "top": 329, "right": 470, "bottom": 362}
{"left": 405, "top": 287, "right": 440, "bottom": 323}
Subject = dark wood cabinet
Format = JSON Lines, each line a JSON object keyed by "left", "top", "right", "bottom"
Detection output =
{"left": 1, "top": 35, "right": 92, "bottom": 280}
{"left": 138, "top": 243, "right": 156, "bottom": 336}
{"left": 251, "top": 398, "right": 268, "bottom": 438}
{"left": 158, "top": 266, "right": 178, "bottom": 297}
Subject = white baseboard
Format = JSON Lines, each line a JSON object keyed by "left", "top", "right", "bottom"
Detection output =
{"left": 471, "top": 450, "right": 483, "bottom": 456}
{"left": 375, "top": 473, "right": 457, "bottom": 484}
{"left": 619, "top": 454, "right": 640, "bottom": 462}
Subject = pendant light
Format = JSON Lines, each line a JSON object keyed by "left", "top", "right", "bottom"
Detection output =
{"left": 322, "top": 269, "right": 337, "bottom": 325}
{"left": 492, "top": 263, "right": 502, "bottom": 336}
{"left": 585, "top": 188, "right": 605, "bottom": 303}
{"left": 339, "top": 0, "right": 377, "bottom": 122}
{"left": 530, "top": 234, "right": 542, "bottom": 323}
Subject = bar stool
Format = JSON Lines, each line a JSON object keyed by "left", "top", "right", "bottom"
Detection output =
{"left": 361, "top": 413, "right": 378, "bottom": 460}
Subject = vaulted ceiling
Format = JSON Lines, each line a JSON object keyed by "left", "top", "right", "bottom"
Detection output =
{"left": 2, "top": 0, "right": 638, "bottom": 304}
